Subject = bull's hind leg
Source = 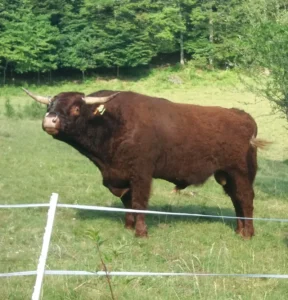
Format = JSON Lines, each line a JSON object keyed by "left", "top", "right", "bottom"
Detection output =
{"left": 223, "top": 172, "right": 255, "bottom": 238}
{"left": 171, "top": 182, "right": 188, "bottom": 194}
{"left": 171, "top": 186, "right": 181, "bottom": 194}
{"left": 120, "top": 190, "right": 135, "bottom": 230}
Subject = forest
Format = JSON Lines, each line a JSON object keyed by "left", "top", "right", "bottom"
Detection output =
{"left": 0, "top": 0, "right": 287, "bottom": 82}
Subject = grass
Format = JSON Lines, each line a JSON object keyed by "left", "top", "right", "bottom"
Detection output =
{"left": 0, "top": 68, "right": 288, "bottom": 299}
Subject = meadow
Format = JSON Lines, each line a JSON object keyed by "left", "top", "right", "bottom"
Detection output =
{"left": 0, "top": 68, "right": 288, "bottom": 300}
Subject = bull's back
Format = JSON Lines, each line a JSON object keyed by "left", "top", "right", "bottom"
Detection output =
{"left": 151, "top": 103, "right": 257, "bottom": 181}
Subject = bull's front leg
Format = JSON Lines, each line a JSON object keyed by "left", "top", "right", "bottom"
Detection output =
{"left": 105, "top": 184, "right": 134, "bottom": 229}
{"left": 120, "top": 190, "right": 135, "bottom": 230}
{"left": 130, "top": 175, "right": 152, "bottom": 237}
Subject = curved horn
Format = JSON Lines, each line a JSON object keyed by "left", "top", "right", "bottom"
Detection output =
{"left": 22, "top": 87, "right": 51, "bottom": 105}
{"left": 83, "top": 92, "right": 120, "bottom": 105}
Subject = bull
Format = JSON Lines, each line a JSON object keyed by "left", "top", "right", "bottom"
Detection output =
{"left": 23, "top": 88, "right": 268, "bottom": 238}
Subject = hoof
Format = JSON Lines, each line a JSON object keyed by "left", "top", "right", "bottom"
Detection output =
{"left": 135, "top": 229, "right": 148, "bottom": 238}
{"left": 125, "top": 224, "right": 135, "bottom": 231}
{"left": 236, "top": 228, "right": 254, "bottom": 240}
{"left": 171, "top": 188, "right": 180, "bottom": 194}
{"left": 135, "top": 233, "right": 148, "bottom": 238}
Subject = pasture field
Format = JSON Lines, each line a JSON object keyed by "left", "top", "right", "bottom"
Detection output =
{"left": 0, "top": 69, "right": 288, "bottom": 299}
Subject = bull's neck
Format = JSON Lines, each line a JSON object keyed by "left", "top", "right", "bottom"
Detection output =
{"left": 79, "top": 130, "right": 112, "bottom": 164}
{"left": 64, "top": 119, "right": 118, "bottom": 170}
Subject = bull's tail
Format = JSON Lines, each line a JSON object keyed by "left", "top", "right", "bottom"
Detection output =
{"left": 250, "top": 135, "right": 272, "bottom": 150}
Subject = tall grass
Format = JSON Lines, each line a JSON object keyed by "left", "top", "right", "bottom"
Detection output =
{"left": 3, "top": 99, "right": 46, "bottom": 119}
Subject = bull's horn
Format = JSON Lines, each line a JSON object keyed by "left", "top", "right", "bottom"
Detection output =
{"left": 83, "top": 92, "right": 120, "bottom": 104}
{"left": 22, "top": 87, "right": 51, "bottom": 105}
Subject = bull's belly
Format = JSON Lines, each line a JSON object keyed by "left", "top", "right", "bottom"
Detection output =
{"left": 154, "top": 158, "right": 218, "bottom": 186}
{"left": 156, "top": 171, "right": 213, "bottom": 187}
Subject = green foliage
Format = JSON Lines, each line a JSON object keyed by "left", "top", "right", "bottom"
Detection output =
{"left": 22, "top": 102, "right": 47, "bottom": 119}
{"left": 0, "top": 0, "right": 287, "bottom": 91}
{"left": 237, "top": 0, "right": 288, "bottom": 119}
{"left": 0, "top": 1, "right": 59, "bottom": 84}
{"left": 184, "top": 0, "right": 248, "bottom": 68}
{"left": 85, "top": 229, "right": 106, "bottom": 247}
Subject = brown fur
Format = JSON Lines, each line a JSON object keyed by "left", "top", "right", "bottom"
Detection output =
{"left": 41, "top": 90, "right": 267, "bottom": 239}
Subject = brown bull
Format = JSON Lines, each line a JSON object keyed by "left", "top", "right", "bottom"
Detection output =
{"left": 23, "top": 88, "right": 269, "bottom": 238}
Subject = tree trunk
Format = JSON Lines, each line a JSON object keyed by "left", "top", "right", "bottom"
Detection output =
{"left": 82, "top": 70, "right": 85, "bottom": 82}
{"left": 3, "top": 60, "right": 8, "bottom": 85}
{"left": 178, "top": 3, "right": 185, "bottom": 66}
{"left": 209, "top": 9, "right": 214, "bottom": 68}
{"left": 116, "top": 65, "right": 120, "bottom": 77}
{"left": 37, "top": 71, "right": 40, "bottom": 85}
{"left": 180, "top": 32, "right": 185, "bottom": 66}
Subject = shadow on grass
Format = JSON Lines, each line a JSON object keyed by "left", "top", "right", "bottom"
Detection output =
{"left": 76, "top": 203, "right": 237, "bottom": 232}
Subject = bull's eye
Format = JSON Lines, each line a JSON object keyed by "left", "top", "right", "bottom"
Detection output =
{"left": 70, "top": 106, "right": 80, "bottom": 116}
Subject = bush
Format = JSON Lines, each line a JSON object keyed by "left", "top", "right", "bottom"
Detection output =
{"left": 4, "top": 99, "right": 46, "bottom": 119}
{"left": 22, "top": 102, "right": 46, "bottom": 119}
{"left": 4, "top": 99, "right": 16, "bottom": 118}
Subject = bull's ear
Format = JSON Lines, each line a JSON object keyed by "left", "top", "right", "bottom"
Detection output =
{"left": 70, "top": 105, "right": 81, "bottom": 116}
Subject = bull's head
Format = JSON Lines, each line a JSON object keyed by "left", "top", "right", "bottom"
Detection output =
{"left": 22, "top": 88, "right": 119, "bottom": 136}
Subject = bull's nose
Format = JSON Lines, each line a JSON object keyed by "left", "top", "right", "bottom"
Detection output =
{"left": 43, "top": 113, "right": 60, "bottom": 135}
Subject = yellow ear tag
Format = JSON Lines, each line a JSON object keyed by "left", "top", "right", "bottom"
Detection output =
{"left": 93, "top": 104, "right": 106, "bottom": 115}
{"left": 98, "top": 104, "right": 106, "bottom": 115}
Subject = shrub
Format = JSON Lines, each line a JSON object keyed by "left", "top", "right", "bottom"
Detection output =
{"left": 4, "top": 99, "right": 46, "bottom": 119}
{"left": 22, "top": 102, "right": 46, "bottom": 119}
{"left": 4, "top": 99, "right": 16, "bottom": 118}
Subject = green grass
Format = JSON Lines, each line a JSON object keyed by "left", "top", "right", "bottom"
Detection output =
{"left": 0, "top": 69, "right": 288, "bottom": 299}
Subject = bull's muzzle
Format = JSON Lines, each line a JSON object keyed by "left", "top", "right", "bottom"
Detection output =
{"left": 42, "top": 113, "right": 60, "bottom": 135}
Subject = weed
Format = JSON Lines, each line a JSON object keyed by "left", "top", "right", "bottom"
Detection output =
{"left": 3, "top": 99, "right": 46, "bottom": 119}
{"left": 4, "top": 99, "right": 15, "bottom": 118}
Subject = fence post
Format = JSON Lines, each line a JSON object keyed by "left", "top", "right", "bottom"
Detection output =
{"left": 32, "top": 193, "right": 58, "bottom": 300}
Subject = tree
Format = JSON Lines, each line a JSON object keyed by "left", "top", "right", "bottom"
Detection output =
{"left": 2, "top": 0, "right": 285, "bottom": 80}
{"left": 146, "top": 0, "right": 186, "bottom": 64}
{"left": 238, "top": 0, "right": 288, "bottom": 119}
{"left": 60, "top": 25, "right": 110, "bottom": 80}
{"left": 65, "top": 0, "right": 159, "bottom": 74}
{"left": 183, "top": 0, "right": 248, "bottom": 68}
{"left": 0, "top": 2, "right": 59, "bottom": 84}
{"left": 0, "top": 0, "right": 24, "bottom": 83}
{"left": 59, "top": 0, "right": 111, "bottom": 78}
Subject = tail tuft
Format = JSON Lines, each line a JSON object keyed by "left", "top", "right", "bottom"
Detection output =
{"left": 250, "top": 136, "right": 272, "bottom": 150}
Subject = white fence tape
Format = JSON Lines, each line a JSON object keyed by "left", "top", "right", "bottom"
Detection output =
{"left": 57, "top": 204, "right": 288, "bottom": 222}
{"left": 31, "top": 193, "right": 58, "bottom": 300}
{"left": 1, "top": 270, "right": 288, "bottom": 279}
{"left": 0, "top": 204, "right": 49, "bottom": 208}
{"left": 0, "top": 194, "right": 287, "bottom": 293}
{"left": 1, "top": 202, "right": 287, "bottom": 222}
